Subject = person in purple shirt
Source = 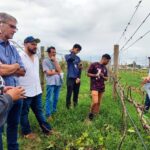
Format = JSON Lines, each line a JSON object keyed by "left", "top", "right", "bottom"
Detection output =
{"left": 0, "top": 12, "right": 25, "bottom": 150}
{"left": 65, "top": 44, "right": 82, "bottom": 109}
{"left": 87, "top": 54, "right": 111, "bottom": 120}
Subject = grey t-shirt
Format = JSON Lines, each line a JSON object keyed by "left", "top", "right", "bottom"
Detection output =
{"left": 42, "top": 58, "right": 62, "bottom": 86}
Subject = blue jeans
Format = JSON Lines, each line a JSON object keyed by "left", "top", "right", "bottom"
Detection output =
{"left": 45, "top": 85, "right": 61, "bottom": 117}
{"left": 145, "top": 94, "right": 150, "bottom": 111}
{"left": 0, "top": 100, "right": 22, "bottom": 150}
{"left": 20, "top": 94, "right": 52, "bottom": 135}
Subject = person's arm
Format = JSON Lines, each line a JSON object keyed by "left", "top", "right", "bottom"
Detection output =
{"left": 100, "top": 73, "right": 108, "bottom": 81}
{"left": 0, "top": 94, "right": 13, "bottom": 127}
{"left": 51, "top": 56, "right": 62, "bottom": 73}
{"left": 0, "top": 63, "right": 20, "bottom": 76}
{"left": 142, "top": 77, "right": 150, "bottom": 85}
{"left": 15, "top": 68, "right": 26, "bottom": 77}
{"left": 65, "top": 52, "right": 76, "bottom": 62}
{"left": 87, "top": 72, "right": 97, "bottom": 77}
{"left": 42, "top": 59, "right": 58, "bottom": 76}
{"left": 0, "top": 86, "right": 25, "bottom": 127}
{"left": 101, "top": 68, "right": 108, "bottom": 81}
{"left": 45, "top": 70, "right": 58, "bottom": 76}
{"left": 87, "top": 63, "right": 97, "bottom": 77}
{"left": 14, "top": 49, "right": 26, "bottom": 77}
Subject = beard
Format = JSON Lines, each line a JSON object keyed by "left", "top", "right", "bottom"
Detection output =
{"left": 28, "top": 48, "right": 37, "bottom": 54}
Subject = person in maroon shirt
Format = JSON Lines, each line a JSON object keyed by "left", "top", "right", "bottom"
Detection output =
{"left": 87, "top": 54, "right": 111, "bottom": 120}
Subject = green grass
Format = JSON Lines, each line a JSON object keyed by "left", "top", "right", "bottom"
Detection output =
{"left": 3, "top": 70, "right": 150, "bottom": 150}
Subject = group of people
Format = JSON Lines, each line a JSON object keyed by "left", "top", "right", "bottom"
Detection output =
{"left": 1, "top": 12, "right": 149, "bottom": 150}
{"left": 0, "top": 12, "right": 112, "bottom": 150}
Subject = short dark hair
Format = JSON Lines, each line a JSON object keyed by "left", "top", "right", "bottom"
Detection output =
{"left": 47, "top": 46, "right": 55, "bottom": 53}
{"left": 73, "top": 44, "right": 82, "bottom": 51}
{"left": 102, "top": 54, "right": 111, "bottom": 60}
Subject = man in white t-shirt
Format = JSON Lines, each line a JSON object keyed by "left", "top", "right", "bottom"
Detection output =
{"left": 19, "top": 36, "right": 52, "bottom": 139}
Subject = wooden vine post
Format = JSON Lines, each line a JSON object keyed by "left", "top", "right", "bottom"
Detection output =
{"left": 113, "top": 45, "right": 119, "bottom": 99}
{"left": 40, "top": 46, "right": 45, "bottom": 91}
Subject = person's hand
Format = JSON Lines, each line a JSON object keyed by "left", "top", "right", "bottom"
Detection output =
{"left": 78, "top": 62, "right": 83, "bottom": 69}
{"left": 100, "top": 73, "right": 104, "bottom": 78}
{"left": 76, "top": 78, "right": 80, "bottom": 84}
{"left": 143, "top": 77, "right": 150, "bottom": 83}
{"left": 147, "top": 76, "right": 150, "bottom": 82}
{"left": 51, "top": 69, "right": 57, "bottom": 74}
{"left": 6, "top": 86, "right": 26, "bottom": 101}
{"left": 3, "top": 86, "right": 14, "bottom": 93}
{"left": 69, "top": 49, "right": 73, "bottom": 53}
{"left": 13, "top": 63, "right": 20, "bottom": 70}
{"left": 50, "top": 56, "right": 56, "bottom": 62}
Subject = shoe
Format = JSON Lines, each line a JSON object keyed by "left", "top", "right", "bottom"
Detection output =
{"left": 88, "top": 112, "right": 94, "bottom": 120}
{"left": 44, "top": 129, "right": 61, "bottom": 138}
{"left": 74, "top": 103, "right": 78, "bottom": 107}
{"left": 24, "top": 133, "right": 37, "bottom": 140}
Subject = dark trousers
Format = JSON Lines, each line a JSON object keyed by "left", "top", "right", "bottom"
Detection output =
{"left": 145, "top": 94, "right": 150, "bottom": 111}
{"left": 20, "top": 94, "right": 52, "bottom": 135}
{"left": 66, "top": 78, "right": 80, "bottom": 108}
{"left": 0, "top": 100, "right": 22, "bottom": 150}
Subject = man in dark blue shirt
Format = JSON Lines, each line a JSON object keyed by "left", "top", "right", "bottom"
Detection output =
{"left": 65, "top": 44, "right": 82, "bottom": 109}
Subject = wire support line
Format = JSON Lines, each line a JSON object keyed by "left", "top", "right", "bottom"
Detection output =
{"left": 122, "top": 30, "right": 150, "bottom": 52}
{"left": 113, "top": 80, "right": 148, "bottom": 150}
{"left": 118, "top": 0, "right": 143, "bottom": 43}
{"left": 120, "top": 12, "right": 150, "bottom": 52}
{"left": 126, "top": 107, "right": 148, "bottom": 150}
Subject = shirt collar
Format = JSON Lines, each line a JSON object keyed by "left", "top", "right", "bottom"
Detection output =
{"left": 0, "top": 39, "right": 10, "bottom": 45}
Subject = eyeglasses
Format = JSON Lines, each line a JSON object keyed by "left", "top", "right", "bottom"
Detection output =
{"left": 4, "top": 22, "right": 18, "bottom": 31}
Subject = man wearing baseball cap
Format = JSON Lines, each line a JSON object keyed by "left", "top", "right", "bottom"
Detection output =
{"left": 19, "top": 36, "right": 52, "bottom": 139}
{"left": 24, "top": 36, "right": 40, "bottom": 44}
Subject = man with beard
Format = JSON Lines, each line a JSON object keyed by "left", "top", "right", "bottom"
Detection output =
{"left": 19, "top": 36, "right": 52, "bottom": 139}
{"left": 0, "top": 12, "right": 25, "bottom": 150}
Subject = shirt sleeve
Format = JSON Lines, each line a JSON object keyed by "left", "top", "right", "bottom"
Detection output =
{"left": 65, "top": 53, "right": 76, "bottom": 62}
{"left": 13, "top": 47, "right": 25, "bottom": 69}
{"left": 42, "top": 59, "right": 52, "bottom": 72}
{"left": 0, "top": 94, "right": 13, "bottom": 127}
{"left": 104, "top": 68, "right": 108, "bottom": 77}
{"left": 88, "top": 63, "right": 95, "bottom": 74}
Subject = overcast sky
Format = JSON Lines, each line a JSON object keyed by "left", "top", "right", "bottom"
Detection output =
{"left": 0, "top": 0, "right": 150, "bottom": 65}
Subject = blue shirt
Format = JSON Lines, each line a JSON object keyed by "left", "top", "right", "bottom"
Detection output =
{"left": 65, "top": 52, "right": 81, "bottom": 79}
{"left": 0, "top": 40, "right": 25, "bottom": 86}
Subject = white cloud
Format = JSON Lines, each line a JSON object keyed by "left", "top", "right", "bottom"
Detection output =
{"left": 0, "top": 0, "right": 150, "bottom": 65}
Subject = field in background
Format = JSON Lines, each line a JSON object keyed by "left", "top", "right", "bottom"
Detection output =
{"left": 2, "top": 70, "right": 150, "bottom": 150}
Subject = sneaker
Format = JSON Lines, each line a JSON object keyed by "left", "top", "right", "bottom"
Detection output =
{"left": 88, "top": 112, "right": 94, "bottom": 120}
{"left": 24, "top": 133, "right": 37, "bottom": 140}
